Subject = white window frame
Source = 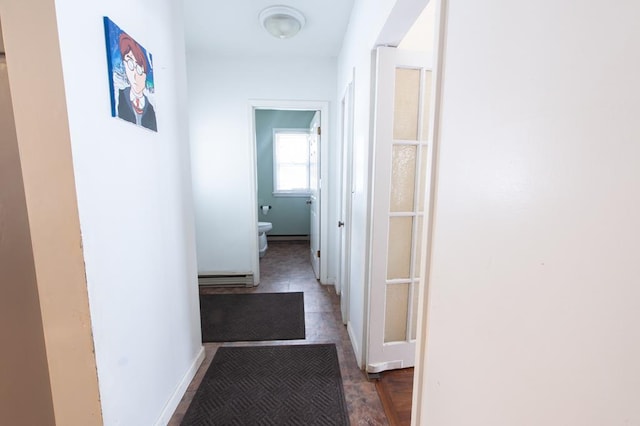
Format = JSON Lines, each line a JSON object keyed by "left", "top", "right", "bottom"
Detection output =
{"left": 272, "top": 128, "right": 311, "bottom": 197}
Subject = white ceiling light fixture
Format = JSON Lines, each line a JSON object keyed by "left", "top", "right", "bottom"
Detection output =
{"left": 259, "top": 6, "right": 306, "bottom": 39}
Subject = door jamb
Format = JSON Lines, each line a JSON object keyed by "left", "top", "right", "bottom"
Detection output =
{"left": 411, "top": 0, "right": 446, "bottom": 424}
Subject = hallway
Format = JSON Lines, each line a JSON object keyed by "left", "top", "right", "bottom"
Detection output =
{"left": 168, "top": 241, "right": 388, "bottom": 425}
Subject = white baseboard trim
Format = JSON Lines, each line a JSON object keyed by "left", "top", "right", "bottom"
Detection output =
{"left": 347, "top": 321, "right": 363, "bottom": 369}
{"left": 267, "top": 235, "right": 310, "bottom": 241}
{"left": 154, "top": 345, "right": 205, "bottom": 426}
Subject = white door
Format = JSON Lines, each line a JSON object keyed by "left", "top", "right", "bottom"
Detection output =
{"left": 309, "top": 111, "right": 321, "bottom": 279}
{"left": 367, "top": 47, "right": 433, "bottom": 373}
{"left": 338, "top": 80, "right": 355, "bottom": 324}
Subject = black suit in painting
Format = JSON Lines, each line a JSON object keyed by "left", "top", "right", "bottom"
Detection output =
{"left": 117, "top": 87, "right": 157, "bottom": 131}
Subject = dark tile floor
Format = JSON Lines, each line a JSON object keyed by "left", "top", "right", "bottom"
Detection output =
{"left": 168, "top": 240, "right": 389, "bottom": 425}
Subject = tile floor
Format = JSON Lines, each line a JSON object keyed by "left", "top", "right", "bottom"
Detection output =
{"left": 168, "top": 240, "right": 389, "bottom": 425}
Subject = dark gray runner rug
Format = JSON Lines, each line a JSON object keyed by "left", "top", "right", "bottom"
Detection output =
{"left": 181, "top": 344, "right": 350, "bottom": 425}
{"left": 200, "top": 292, "right": 305, "bottom": 342}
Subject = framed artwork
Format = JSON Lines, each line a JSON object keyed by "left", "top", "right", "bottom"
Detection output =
{"left": 103, "top": 17, "right": 157, "bottom": 132}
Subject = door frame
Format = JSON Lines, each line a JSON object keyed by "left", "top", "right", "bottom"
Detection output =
{"left": 411, "top": 0, "right": 446, "bottom": 423}
{"left": 248, "top": 99, "right": 330, "bottom": 284}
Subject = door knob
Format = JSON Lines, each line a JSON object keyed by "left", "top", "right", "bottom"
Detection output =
{"left": 338, "top": 221, "right": 345, "bottom": 228}
{"left": 306, "top": 200, "right": 312, "bottom": 205}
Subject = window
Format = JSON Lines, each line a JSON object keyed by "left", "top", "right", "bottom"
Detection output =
{"left": 273, "top": 129, "right": 310, "bottom": 196}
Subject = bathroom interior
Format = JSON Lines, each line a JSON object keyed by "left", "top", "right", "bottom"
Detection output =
{"left": 255, "top": 108, "right": 317, "bottom": 258}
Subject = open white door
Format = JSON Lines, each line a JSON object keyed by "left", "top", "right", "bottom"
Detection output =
{"left": 367, "top": 47, "right": 433, "bottom": 373}
{"left": 309, "top": 111, "right": 321, "bottom": 279}
{"left": 338, "top": 80, "right": 355, "bottom": 324}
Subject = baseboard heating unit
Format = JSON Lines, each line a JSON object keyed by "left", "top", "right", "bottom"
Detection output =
{"left": 198, "top": 273, "right": 255, "bottom": 287}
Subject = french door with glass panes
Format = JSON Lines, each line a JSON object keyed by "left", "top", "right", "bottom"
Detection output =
{"left": 367, "top": 47, "right": 433, "bottom": 373}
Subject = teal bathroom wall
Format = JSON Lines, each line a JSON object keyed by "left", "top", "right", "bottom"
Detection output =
{"left": 255, "top": 109, "right": 315, "bottom": 236}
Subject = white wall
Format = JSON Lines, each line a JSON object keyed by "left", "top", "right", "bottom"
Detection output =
{"left": 420, "top": 0, "right": 640, "bottom": 424}
{"left": 336, "top": 0, "right": 428, "bottom": 366}
{"left": 187, "top": 54, "right": 337, "bottom": 280}
{"left": 397, "top": 0, "right": 435, "bottom": 53}
{"left": 54, "top": 1, "right": 202, "bottom": 424}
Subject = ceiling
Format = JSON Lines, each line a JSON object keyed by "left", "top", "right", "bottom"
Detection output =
{"left": 182, "top": 0, "right": 355, "bottom": 58}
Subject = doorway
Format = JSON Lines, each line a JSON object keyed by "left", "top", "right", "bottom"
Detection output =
{"left": 248, "top": 100, "right": 330, "bottom": 284}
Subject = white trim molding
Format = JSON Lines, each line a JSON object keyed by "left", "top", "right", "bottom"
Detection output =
{"left": 411, "top": 0, "right": 447, "bottom": 425}
{"left": 154, "top": 346, "right": 205, "bottom": 426}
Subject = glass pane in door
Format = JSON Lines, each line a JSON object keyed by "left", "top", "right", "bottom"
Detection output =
{"left": 411, "top": 283, "right": 420, "bottom": 340}
{"left": 387, "top": 216, "right": 413, "bottom": 280}
{"left": 416, "top": 146, "right": 428, "bottom": 212}
{"left": 412, "top": 216, "right": 423, "bottom": 275}
{"left": 390, "top": 144, "right": 417, "bottom": 212}
{"left": 385, "top": 283, "right": 409, "bottom": 343}
{"left": 393, "top": 68, "right": 421, "bottom": 141}
{"left": 420, "top": 70, "right": 433, "bottom": 141}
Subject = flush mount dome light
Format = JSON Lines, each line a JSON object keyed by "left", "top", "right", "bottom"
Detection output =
{"left": 259, "top": 6, "right": 306, "bottom": 39}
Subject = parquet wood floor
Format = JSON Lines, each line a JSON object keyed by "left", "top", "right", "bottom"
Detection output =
{"left": 375, "top": 368, "right": 414, "bottom": 426}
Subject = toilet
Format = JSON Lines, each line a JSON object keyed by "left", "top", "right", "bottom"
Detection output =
{"left": 258, "top": 222, "right": 272, "bottom": 258}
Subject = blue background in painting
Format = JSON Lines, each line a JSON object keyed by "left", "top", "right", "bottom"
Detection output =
{"left": 103, "top": 17, "right": 155, "bottom": 116}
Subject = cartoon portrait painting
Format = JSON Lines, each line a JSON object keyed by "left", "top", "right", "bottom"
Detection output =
{"left": 104, "top": 17, "right": 157, "bottom": 131}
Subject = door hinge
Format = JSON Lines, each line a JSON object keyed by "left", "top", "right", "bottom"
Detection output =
{"left": 317, "top": 126, "right": 321, "bottom": 136}
{"left": 317, "top": 250, "right": 321, "bottom": 258}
